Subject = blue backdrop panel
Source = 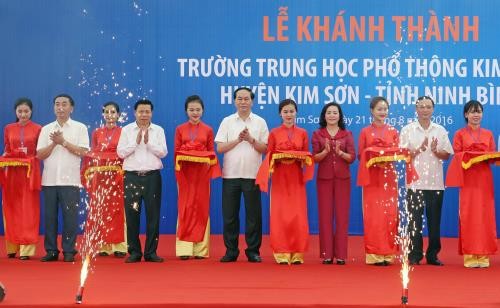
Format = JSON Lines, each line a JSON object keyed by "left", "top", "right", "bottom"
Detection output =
{"left": 0, "top": 1, "right": 499, "bottom": 237}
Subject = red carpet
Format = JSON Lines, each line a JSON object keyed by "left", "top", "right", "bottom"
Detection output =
{"left": 1, "top": 235, "right": 499, "bottom": 307}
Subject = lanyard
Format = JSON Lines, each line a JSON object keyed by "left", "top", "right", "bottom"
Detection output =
{"left": 466, "top": 126, "right": 481, "bottom": 144}
{"left": 105, "top": 127, "right": 117, "bottom": 145}
{"left": 371, "top": 123, "right": 386, "bottom": 140}
{"left": 20, "top": 125, "right": 25, "bottom": 147}
{"left": 189, "top": 124, "right": 199, "bottom": 142}
{"left": 287, "top": 126, "right": 295, "bottom": 142}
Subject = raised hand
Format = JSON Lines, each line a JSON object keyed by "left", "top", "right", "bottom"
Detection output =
{"left": 143, "top": 128, "right": 149, "bottom": 144}
{"left": 239, "top": 127, "right": 251, "bottom": 142}
{"left": 136, "top": 129, "right": 143, "bottom": 144}
{"left": 430, "top": 137, "right": 438, "bottom": 153}
{"left": 334, "top": 140, "right": 342, "bottom": 155}
{"left": 50, "top": 130, "right": 65, "bottom": 145}
{"left": 323, "top": 138, "right": 331, "bottom": 153}
{"left": 419, "top": 136, "right": 429, "bottom": 152}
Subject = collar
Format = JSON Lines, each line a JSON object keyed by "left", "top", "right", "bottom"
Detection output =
{"left": 466, "top": 124, "right": 481, "bottom": 131}
{"left": 320, "top": 127, "right": 348, "bottom": 139}
{"left": 414, "top": 120, "right": 437, "bottom": 132}
{"left": 234, "top": 112, "right": 254, "bottom": 121}
{"left": 187, "top": 120, "right": 202, "bottom": 127}
{"left": 370, "top": 122, "right": 387, "bottom": 129}
{"left": 132, "top": 121, "right": 152, "bottom": 129}
{"left": 103, "top": 124, "right": 119, "bottom": 130}
{"left": 281, "top": 123, "right": 295, "bottom": 129}
{"left": 17, "top": 120, "right": 31, "bottom": 127}
{"left": 54, "top": 118, "right": 73, "bottom": 128}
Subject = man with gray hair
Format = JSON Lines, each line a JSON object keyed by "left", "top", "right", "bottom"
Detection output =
{"left": 400, "top": 96, "right": 453, "bottom": 266}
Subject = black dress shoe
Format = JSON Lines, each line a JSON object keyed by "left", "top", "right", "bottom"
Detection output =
{"left": 98, "top": 252, "right": 109, "bottom": 257}
{"left": 322, "top": 259, "right": 333, "bottom": 264}
{"left": 373, "top": 261, "right": 385, "bottom": 266}
{"left": 279, "top": 261, "right": 289, "bottom": 265}
{"left": 220, "top": 255, "right": 238, "bottom": 262}
{"left": 292, "top": 260, "right": 302, "bottom": 265}
{"left": 19, "top": 256, "right": 30, "bottom": 260}
{"left": 409, "top": 260, "right": 420, "bottom": 265}
{"left": 247, "top": 255, "right": 262, "bottom": 263}
{"left": 7, "top": 253, "right": 16, "bottom": 259}
{"left": 125, "top": 255, "right": 142, "bottom": 263}
{"left": 41, "top": 253, "right": 59, "bottom": 262}
{"left": 194, "top": 256, "right": 205, "bottom": 260}
{"left": 336, "top": 259, "right": 346, "bottom": 265}
{"left": 63, "top": 254, "right": 75, "bottom": 262}
{"left": 113, "top": 252, "right": 127, "bottom": 258}
{"left": 383, "top": 261, "right": 391, "bottom": 266}
{"left": 179, "top": 256, "right": 190, "bottom": 260}
{"left": 427, "top": 259, "right": 444, "bottom": 266}
{"left": 144, "top": 255, "right": 164, "bottom": 263}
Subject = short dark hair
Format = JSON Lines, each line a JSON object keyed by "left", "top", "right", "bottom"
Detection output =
{"left": 319, "top": 102, "right": 345, "bottom": 130}
{"left": 416, "top": 95, "right": 435, "bottom": 106}
{"left": 463, "top": 99, "right": 483, "bottom": 123}
{"left": 14, "top": 97, "right": 33, "bottom": 122}
{"left": 102, "top": 101, "right": 120, "bottom": 113}
{"left": 134, "top": 99, "right": 153, "bottom": 111}
{"left": 233, "top": 87, "right": 254, "bottom": 100}
{"left": 184, "top": 95, "right": 204, "bottom": 111}
{"left": 53, "top": 94, "right": 74, "bottom": 106}
{"left": 278, "top": 98, "right": 297, "bottom": 113}
{"left": 369, "top": 96, "right": 389, "bottom": 110}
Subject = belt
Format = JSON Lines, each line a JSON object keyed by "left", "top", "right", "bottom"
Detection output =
{"left": 126, "top": 170, "right": 158, "bottom": 177}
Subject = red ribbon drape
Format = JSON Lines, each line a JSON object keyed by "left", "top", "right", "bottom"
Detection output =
{"left": 256, "top": 150, "right": 314, "bottom": 193}
{"left": 445, "top": 151, "right": 500, "bottom": 187}
{"left": 357, "top": 147, "right": 418, "bottom": 186}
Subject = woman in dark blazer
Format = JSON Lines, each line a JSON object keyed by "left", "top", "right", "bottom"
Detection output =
{"left": 312, "top": 102, "right": 355, "bottom": 265}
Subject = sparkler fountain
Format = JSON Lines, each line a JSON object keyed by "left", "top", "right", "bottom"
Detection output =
{"left": 76, "top": 255, "right": 90, "bottom": 304}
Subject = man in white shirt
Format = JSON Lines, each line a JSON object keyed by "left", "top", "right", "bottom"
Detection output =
{"left": 37, "top": 94, "right": 89, "bottom": 262}
{"left": 117, "top": 99, "right": 167, "bottom": 263}
{"left": 215, "top": 87, "right": 269, "bottom": 262}
{"left": 400, "top": 96, "right": 453, "bottom": 266}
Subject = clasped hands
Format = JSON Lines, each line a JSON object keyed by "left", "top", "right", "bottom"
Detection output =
{"left": 323, "top": 138, "right": 343, "bottom": 156}
{"left": 418, "top": 136, "right": 439, "bottom": 154}
{"left": 49, "top": 130, "right": 65, "bottom": 145}
{"left": 238, "top": 127, "right": 255, "bottom": 144}
{"left": 136, "top": 127, "right": 149, "bottom": 144}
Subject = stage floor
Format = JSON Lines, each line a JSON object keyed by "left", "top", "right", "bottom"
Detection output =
{"left": 1, "top": 235, "right": 499, "bottom": 307}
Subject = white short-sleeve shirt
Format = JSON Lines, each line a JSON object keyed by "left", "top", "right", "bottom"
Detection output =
{"left": 37, "top": 119, "right": 89, "bottom": 186}
{"left": 399, "top": 120, "right": 454, "bottom": 190}
{"left": 215, "top": 112, "right": 269, "bottom": 179}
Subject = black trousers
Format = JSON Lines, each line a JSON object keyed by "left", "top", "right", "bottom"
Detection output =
{"left": 42, "top": 186, "right": 80, "bottom": 256}
{"left": 124, "top": 170, "right": 162, "bottom": 258}
{"left": 407, "top": 189, "right": 444, "bottom": 262}
{"left": 222, "top": 178, "right": 262, "bottom": 258}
